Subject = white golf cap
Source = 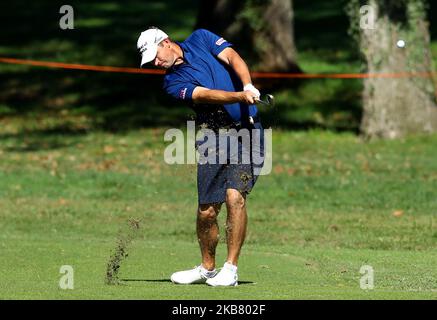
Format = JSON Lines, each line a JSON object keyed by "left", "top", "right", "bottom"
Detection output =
{"left": 137, "top": 27, "right": 168, "bottom": 68}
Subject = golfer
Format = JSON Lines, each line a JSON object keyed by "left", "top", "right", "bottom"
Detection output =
{"left": 137, "top": 27, "right": 265, "bottom": 287}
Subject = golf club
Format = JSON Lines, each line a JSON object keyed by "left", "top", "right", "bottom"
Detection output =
{"left": 256, "top": 94, "right": 275, "bottom": 107}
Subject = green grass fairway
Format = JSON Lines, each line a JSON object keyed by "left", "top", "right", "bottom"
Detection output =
{"left": 2, "top": 238, "right": 437, "bottom": 299}
{"left": 1, "top": 116, "right": 437, "bottom": 299}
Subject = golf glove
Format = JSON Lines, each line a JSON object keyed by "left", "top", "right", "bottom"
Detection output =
{"left": 243, "top": 84, "right": 260, "bottom": 99}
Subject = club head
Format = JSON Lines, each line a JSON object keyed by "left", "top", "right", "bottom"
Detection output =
{"left": 256, "top": 94, "right": 275, "bottom": 107}
{"left": 266, "top": 94, "right": 275, "bottom": 107}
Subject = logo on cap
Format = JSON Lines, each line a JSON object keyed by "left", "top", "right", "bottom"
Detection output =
{"left": 139, "top": 42, "right": 148, "bottom": 53}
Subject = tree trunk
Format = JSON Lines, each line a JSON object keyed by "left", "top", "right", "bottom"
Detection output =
{"left": 195, "top": 0, "right": 245, "bottom": 41}
{"left": 195, "top": 0, "right": 301, "bottom": 73}
{"left": 256, "top": 0, "right": 299, "bottom": 72}
{"left": 354, "top": 0, "right": 437, "bottom": 139}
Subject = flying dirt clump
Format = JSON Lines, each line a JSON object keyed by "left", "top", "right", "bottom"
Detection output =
{"left": 105, "top": 218, "right": 141, "bottom": 285}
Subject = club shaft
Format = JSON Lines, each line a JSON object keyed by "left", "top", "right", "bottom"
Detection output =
{"left": 258, "top": 100, "right": 269, "bottom": 106}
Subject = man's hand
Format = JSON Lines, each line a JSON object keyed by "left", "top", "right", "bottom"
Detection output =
{"left": 243, "top": 84, "right": 260, "bottom": 100}
{"left": 240, "top": 90, "right": 257, "bottom": 105}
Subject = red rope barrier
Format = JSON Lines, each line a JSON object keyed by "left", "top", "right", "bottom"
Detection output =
{"left": 1, "top": 57, "right": 436, "bottom": 79}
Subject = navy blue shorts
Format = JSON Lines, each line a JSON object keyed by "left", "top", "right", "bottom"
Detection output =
{"left": 195, "top": 121, "right": 265, "bottom": 205}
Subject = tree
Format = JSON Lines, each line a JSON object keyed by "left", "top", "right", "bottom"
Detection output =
{"left": 195, "top": 0, "right": 301, "bottom": 73}
{"left": 347, "top": 0, "right": 437, "bottom": 139}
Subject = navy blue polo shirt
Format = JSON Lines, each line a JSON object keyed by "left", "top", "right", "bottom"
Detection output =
{"left": 163, "top": 29, "right": 258, "bottom": 122}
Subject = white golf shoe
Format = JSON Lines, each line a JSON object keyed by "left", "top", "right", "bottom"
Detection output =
{"left": 206, "top": 262, "right": 238, "bottom": 287}
{"left": 171, "top": 265, "right": 217, "bottom": 285}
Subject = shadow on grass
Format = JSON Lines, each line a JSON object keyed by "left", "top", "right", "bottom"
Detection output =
{"left": 0, "top": 122, "right": 90, "bottom": 151}
{"left": 259, "top": 78, "right": 363, "bottom": 133}
{"left": 0, "top": 0, "right": 198, "bottom": 130}
{"left": 0, "top": 68, "right": 194, "bottom": 130}
{"left": 0, "top": 125, "right": 89, "bottom": 139}
{"left": 120, "top": 279, "right": 255, "bottom": 285}
{"left": 1, "top": 133, "right": 83, "bottom": 152}
{"left": 4, "top": 141, "right": 74, "bottom": 152}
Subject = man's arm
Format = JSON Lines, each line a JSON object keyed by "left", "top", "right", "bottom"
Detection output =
{"left": 192, "top": 87, "right": 256, "bottom": 105}
{"left": 217, "top": 47, "right": 252, "bottom": 87}
{"left": 217, "top": 47, "right": 260, "bottom": 98}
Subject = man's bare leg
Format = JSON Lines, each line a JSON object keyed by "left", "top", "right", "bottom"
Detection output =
{"left": 225, "top": 189, "right": 247, "bottom": 266}
{"left": 197, "top": 203, "right": 222, "bottom": 271}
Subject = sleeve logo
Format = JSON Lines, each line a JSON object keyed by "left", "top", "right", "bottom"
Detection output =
{"left": 179, "top": 88, "right": 188, "bottom": 99}
{"left": 215, "top": 38, "right": 226, "bottom": 46}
